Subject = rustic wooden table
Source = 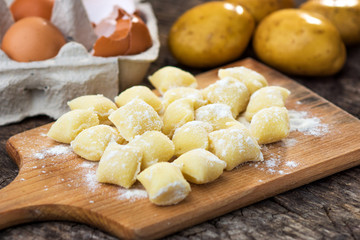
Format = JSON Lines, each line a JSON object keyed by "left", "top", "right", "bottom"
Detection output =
{"left": 1, "top": 0, "right": 359, "bottom": 239}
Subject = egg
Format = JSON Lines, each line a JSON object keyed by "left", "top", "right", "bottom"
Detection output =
{"left": 1, "top": 16, "right": 66, "bottom": 62}
{"left": 10, "top": 0, "right": 54, "bottom": 21}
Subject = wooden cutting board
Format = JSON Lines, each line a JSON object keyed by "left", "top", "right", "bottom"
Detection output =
{"left": 2, "top": 58, "right": 360, "bottom": 240}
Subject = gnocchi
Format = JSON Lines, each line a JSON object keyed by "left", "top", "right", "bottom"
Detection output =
{"left": 137, "top": 162, "right": 191, "bottom": 206}
{"left": 172, "top": 121, "right": 213, "bottom": 157}
{"left": 109, "top": 99, "right": 163, "bottom": 141}
{"left": 250, "top": 107, "right": 290, "bottom": 144}
{"left": 173, "top": 149, "right": 226, "bottom": 184}
{"left": 96, "top": 142, "right": 142, "bottom": 188}
{"left": 202, "top": 77, "right": 250, "bottom": 117}
{"left": 114, "top": 86, "right": 163, "bottom": 113}
{"left": 149, "top": 66, "right": 198, "bottom": 94}
{"left": 128, "top": 131, "right": 175, "bottom": 170}
{"left": 163, "top": 87, "right": 206, "bottom": 109}
{"left": 218, "top": 66, "right": 268, "bottom": 94}
{"left": 67, "top": 94, "right": 117, "bottom": 125}
{"left": 71, "top": 125, "right": 124, "bottom": 161}
{"left": 195, "top": 103, "right": 235, "bottom": 130}
{"left": 47, "top": 109, "right": 99, "bottom": 144}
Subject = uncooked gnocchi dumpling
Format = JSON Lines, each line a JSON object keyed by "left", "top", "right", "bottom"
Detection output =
{"left": 218, "top": 66, "right": 268, "bottom": 94}
{"left": 96, "top": 142, "right": 142, "bottom": 188}
{"left": 209, "top": 128, "right": 263, "bottom": 170}
{"left": 202, "top": 77, "right": 250, "bottom": 117}
{"left": 162, "top": 98, "right": 195, "bottom": 137}
{"left": 172, "top": 121, "right": 213, "bottom": 157}
{"left": 109, "top": 99, "right": 163, "bottom": 141}
{"left": 163, "top": 87, "right": 206, "bottom": 109}
{"left": 173, "top": 149, "right": 226, "bottom": 184}
{"left": 137, "top": 162, "right": 191, "bottom": 206}
{"left": 128, "top": 131, "right": 175, "bottom": 170}
{"left": 195, "top": 103, "right": 235, "bottom": 130}
{"left": 245, "top": 86, "right": 290, "bottom": 121}
{"left": 47, "top": 109, "right": 99, "bottom": 144}
{"left": 67, "top": 95, "right": 117, "bottom": 125}
{"left": 250, "top": 107, "right": 290, "bottom": 144}
{"left": 71, "top": 125, "right": 125, "bottom": 161}
{"left": 149, "top": 66, "right": 198, "bottom": 94}
{"left": 114, "top": 86, "right": 163, "bottom": 113}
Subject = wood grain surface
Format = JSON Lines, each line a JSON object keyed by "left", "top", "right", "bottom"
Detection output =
{"left": 1, "top": 58, "right": 360, "bottom": 240}
{"left": 1, "top": 0, "right": 360, "bottom": 239}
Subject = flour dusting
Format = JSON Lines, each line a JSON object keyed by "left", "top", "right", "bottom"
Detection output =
{"left": 289, "top": 110, "right": 329, "bottom": 136}
{"left": 34, "top": 144, "right": 72, "bottom": 159}
{"left": 118, "top": 189, "right": 148, "bottom": 202}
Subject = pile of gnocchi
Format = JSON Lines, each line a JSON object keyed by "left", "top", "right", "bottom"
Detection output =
{"left": 47, "top": 66, "right": 290, "bottom": 206}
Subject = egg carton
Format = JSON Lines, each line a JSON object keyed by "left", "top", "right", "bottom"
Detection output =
{"left": 0, "top": 0, "right": 159, "bottom": 126}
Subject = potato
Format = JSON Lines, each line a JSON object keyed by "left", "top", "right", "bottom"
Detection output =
{"left": 253, "top": 9, "right": 346, "bottom": 76}
{"left": 300, "top": 0, "right": 360, "bottom": 46}
{"left": 168, "top": 1, "right": 255, "bottom": 68}
{"left": 226, "top": 0, "right": 294, "bottom": 23}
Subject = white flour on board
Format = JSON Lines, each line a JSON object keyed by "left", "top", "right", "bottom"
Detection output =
{"left": 33, "top": 144, "right": 72, "bottom": 159}
{"left": 289, "top": 110, "right": 329, "bottom": 136}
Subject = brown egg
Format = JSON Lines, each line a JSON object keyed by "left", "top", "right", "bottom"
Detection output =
{"left": 125, "top": 15, "right": 152, "bottom": 55}
{"left": 10, "top": 0, "right": 54, "bottom": 21}
{"left": 1, "top": 17, "right": 66, "bottom": 62}
{"left": 93, "top": 10, "right": 152, "bottom": 57}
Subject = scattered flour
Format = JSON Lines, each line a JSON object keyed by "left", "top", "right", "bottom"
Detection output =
{"left": 285, "top": 161, "right": 298, "bottom": 168}
{"left": 118, "top": 189, "right": 148, "bottom": 202}
{"left": 34, "top": 144, "right": 72, "bottom": 159}
{"left": 289, "top": 110, "right": 329, "bottom": 136}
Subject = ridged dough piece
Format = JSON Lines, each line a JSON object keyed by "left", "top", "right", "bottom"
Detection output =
{"left": 209, "top": 128, "right": 263, "bottom": 171}
{"left": 71, "top": 125, "right": 124, "bottom": 161}
{"left": 114, "top": 86, "right": 163, "bottom": 113}
{"left": 218, "top": 66, "right": 268, "bottom": 94}
{"left": 162, "top": 98, "right": 195, "bottom": 138}
{"left": 163, "top": 87, "right": 206, "bottom": 110}
{"left": 202, "top": 77, "right": 250, "bottom": 117}
{"left": 109, "top": 99, "right": 163, "bottom": 141}
{"left": 195, "top": 103, "right": 235, "bottom": 131}
{"left": 137, "top": 162, "right": 191, "bottom": 206}
{"left": 96, "top": 142, "right": 142, "bottom": 189}
{"left": 172, "top": 121, "right": 213, "bottom": 157}
{"left": 148, "top": 66, "right": 198, "bottom": 94}
{"left": 67, "top": 94, "right": 117, "bottom": 125}
{"left": 173, "top": 149, "right": 226, "bottom": 184}
{"left": 128, "top": 131, "right": 175, "bottom": 170}
{"left": 47, "top": 109, "right": 99, "bottom": 144}
{"left": 250, "top": 107, "right": 290, "bottom": 144}
{"left": 245, "top": 86, "right": 291, "bottom": 121}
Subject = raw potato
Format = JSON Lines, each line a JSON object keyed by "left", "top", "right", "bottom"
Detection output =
{"left": 168, "top": 1, "right": 255, "bottom": 68}
{"left": 162, "top": 98, "right": 195, "bottom": 137}
{"left": 245, "top": 86, "right": 290, "bottom": 121}
{"left": 163, "top": 87, "right": 206, "bottom": 110}
{"left": 253, "top": 9, "right": 346, "bottom": 76}
{"left": 173, "top": 149, "right": 226, "bottom": 184}
{"left": 202, "top": 77, "right": 250, "bottom": 118}
{"left": 128, "top": 131, "right": 175, "bottom": 170}
{"left": 47, "top": 109, "right": 99, "bottom": 144}
{"left": 71, "top": 125, "right": 124, "bottom": 161}
{"left": 209, "top": 128, "right": 263, "bottom": 170}
{"left": 195, "top": 103, "right": 235, "bottom": 130}
{"left": 226, "top": 0, "right": 295, "bottom": 23}
{"left": 137, "top": 162, "right": 191, "bottom": 206}
{"left": 114, "top": 86, "right": 163, "bottom": 113}
{"left": 148, "top": 66, "right": 197, "bottom": 94}
{"left": 96, "top": 143, "right": 142, "bottom": 189}
{"left": 301, "top": 0, "right": 360, "bottom": 45}
{"left": 67, "top": 95, "right": 117, "bottom": 125}
{"left": 218, "top": 66, "right": 268, "bottom": 94}
{"left": 109, "top": 99, "right": 163, "bottom": 141}
{"left": 250, "top": 107, "right": 290, "bottom": 144}
{"left": 172, "top": 121, "right": 213, "bottom": 157}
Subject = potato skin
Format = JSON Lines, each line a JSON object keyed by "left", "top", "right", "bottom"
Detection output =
{"left": 300, "top": 0, "right": 360, "bottom": 45}
{"left": 168, "top": 1, "right": 255, "bottom": 68}
{"left": 226, "top": 0, "right": 295, "bottom": 23}
{"left": 253, "top": 9, "right": 346, "bottom": 76}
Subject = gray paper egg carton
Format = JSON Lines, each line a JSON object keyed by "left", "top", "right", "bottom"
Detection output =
{"left": 0, "top": 0, "right": 160, "bottom": 126}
